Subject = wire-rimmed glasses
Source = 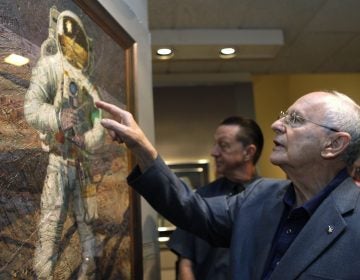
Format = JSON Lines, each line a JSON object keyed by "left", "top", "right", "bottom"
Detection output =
{"left": 278, "top": 111, "right": 339, "bottom": 132}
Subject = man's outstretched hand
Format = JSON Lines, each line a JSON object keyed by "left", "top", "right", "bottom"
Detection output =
{"left": 95, "top": 100, "right": 158, "bottom": 171}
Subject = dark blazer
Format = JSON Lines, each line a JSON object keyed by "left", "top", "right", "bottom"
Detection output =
{"left": 128, "top": 157, "right": 360, "bottom": 280}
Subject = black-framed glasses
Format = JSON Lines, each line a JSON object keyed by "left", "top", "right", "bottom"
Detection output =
{"left": 278, "top": 111, "right": 340, "bottom": 132}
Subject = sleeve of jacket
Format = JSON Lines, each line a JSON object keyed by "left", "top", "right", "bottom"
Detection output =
{"left": 128, "top": 156, "right": 237, "bottom": 247}
{"left": 168, "top": 228, "right": 196, "bottom": 260}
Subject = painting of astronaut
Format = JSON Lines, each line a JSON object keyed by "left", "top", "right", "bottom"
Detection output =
{"left": 0, "top": 1, "right": 138, "bottom": 279}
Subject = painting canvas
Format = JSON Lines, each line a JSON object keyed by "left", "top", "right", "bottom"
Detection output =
{"left": 0, "top": 0, "right": 140, "bottom": 279}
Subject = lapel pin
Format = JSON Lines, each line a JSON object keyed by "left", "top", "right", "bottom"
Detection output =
{"left": 327, "top": 225, "right": 334, "bottom": 234}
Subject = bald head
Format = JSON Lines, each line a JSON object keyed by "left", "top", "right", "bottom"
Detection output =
{"left": 302, "top": 90, "right": 360, "bottom": 165}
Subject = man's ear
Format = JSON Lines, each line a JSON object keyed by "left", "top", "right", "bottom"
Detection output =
{"left": 321, "top": 132, "right": 351, "bottom": 159}
{"left": 244, "top": 144, "right": 256, "bottom": 161}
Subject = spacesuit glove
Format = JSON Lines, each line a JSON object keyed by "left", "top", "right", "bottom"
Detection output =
{"left": 60, "top": 108, "right": 78, "bottom": 131}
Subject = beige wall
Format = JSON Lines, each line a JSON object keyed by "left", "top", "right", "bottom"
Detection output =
{"left": 253, "top": 73, "right": 360, "bottom": 179}
{"left": 252, "top": 75, "right": 289, "bottom": 179}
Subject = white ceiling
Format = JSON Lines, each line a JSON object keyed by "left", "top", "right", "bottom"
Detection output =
{"left": 148, "top": 0, "right": 360, "bottom": 86}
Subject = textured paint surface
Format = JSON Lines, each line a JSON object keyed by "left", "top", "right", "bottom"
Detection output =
{"left": 0, "top": 1, "right": 132, "bottom": 279}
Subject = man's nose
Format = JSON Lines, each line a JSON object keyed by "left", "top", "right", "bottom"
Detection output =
{"left": 271, "top": 119, "right": 286, "bottom": 134}
{"left": 211, "top": 145, "right": 220, "bottom": 156}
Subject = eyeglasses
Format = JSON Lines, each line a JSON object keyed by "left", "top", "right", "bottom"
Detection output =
{"left": 278, "top": 111, "right": 340, "bottom": 132}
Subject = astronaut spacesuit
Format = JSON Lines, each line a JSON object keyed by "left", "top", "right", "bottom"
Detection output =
{"left": 24, "top": 7, "right": 104, "bottom": 280}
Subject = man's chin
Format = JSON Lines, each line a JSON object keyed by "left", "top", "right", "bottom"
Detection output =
{"left": 270, "top": 155, "right": 282, "bottom": 166}
{"left": 215, "top": 166, "right": 224, "bottom": 175}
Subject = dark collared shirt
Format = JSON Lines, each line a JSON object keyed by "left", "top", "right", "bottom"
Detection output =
{"left": 262, "top": 169, "right": 349, "bottom": 279}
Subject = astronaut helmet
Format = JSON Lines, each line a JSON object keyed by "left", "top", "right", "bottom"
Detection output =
{"left": 56, "top": 10, "right": 90, "bottom": 70}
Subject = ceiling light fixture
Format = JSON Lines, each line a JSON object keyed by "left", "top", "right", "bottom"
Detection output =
{"left": 219, "top": 47, "right": 236, "bottom": 59}
{"left": 4, "top": 53, "right": 29, "bottom": 66}
{"left": 156, "top": 47, "right": 174, "bottom": 60}
{"left": 220, "top": 47, "right": 235, "bottom": 55}
{"left": 152, "top": 29, "right": 284, "bottom": 60}
{"left": 158, "top": 236, "right": 170, "bottom": 242}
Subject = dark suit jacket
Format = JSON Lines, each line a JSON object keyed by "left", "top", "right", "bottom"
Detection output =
{"left": 128, "top": 157, "right": 360, "bottom": 280}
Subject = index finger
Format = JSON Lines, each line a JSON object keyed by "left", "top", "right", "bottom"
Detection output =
{"left": 95, "top": 100, "right": 124, "bottom": 117}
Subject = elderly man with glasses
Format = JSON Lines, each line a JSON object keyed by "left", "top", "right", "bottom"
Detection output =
{"left": 96, "top": 90, "right": 360, "bottom": 280}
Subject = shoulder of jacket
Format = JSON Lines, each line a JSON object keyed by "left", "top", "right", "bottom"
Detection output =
{"left": 245, "top": 177, "right": 290, "bottom": 196}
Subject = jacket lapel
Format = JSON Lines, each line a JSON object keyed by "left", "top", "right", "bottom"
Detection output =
{"left": 253, "top": 187, "right": 287, "bottom": 279}
{"left": 269, "top": 178, "right": 358, "bottom": 280}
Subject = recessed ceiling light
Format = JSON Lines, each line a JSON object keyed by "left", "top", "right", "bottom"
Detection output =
{"left": 158, "top": 236, "right": 170, "bottom": 242}
{"left": 219, "top": 47, "right": 236, "bottom": 59}
{"left": 4, "top": 53, "right": 29, "bottom": 66}
{"left": 220, "top": 47, "right": 235, "bottom": 55}
{"left": 157, "top": 48, "right": 173, "bottom": 56}
{"left": 156, "top": 48, "right": 174, "bottom": 60}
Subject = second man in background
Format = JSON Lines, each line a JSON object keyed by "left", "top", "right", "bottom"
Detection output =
{"left": 168, "top": 116, "right": 264, "bottom": 280}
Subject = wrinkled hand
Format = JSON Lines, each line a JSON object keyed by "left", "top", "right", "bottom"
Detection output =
{"left": 95, "top": 100, "right": 158, "bottom": 170}
{"left": 60, "top": 108, "right": 78, "bottom": 131}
